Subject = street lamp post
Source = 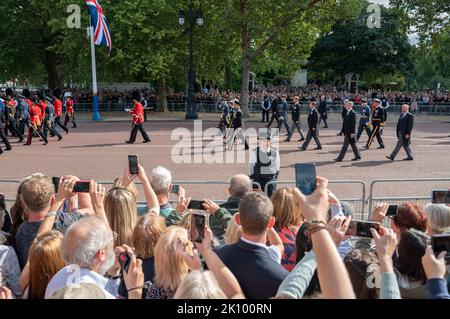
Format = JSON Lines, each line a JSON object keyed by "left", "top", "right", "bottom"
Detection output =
{"left": 179, "top": 5, "right": 204, "bottom": 120}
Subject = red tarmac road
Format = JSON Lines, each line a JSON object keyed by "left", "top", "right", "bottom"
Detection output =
{"left": 1, "top": 116, "right": 449, "bottom": 203}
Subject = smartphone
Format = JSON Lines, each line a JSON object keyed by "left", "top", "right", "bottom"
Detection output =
{"left": 346, "top": 220, "right": 380, "bottom": 238}
{"left": 52, "top": 177, "right": 60, "bottom": 193}
{"left": 73, "top": 181, "right": 90, "bottom": 193}
{"left": 171, "top": 184, "right": 180, "bottom": 194}
{"left": 128, "top": 155, "right": 139, "bottom": 175}
{"left": 118, "top": 252, "right": 131, "bottom": 272}
{"left": 0, "top": 194, "right": 5, "bottom": 211}
{"left": 386, "top": 205, "right": 398, "bottom": 216}
{"left": 431, "top": 190, "right": 450, "bottom": 204}
{"left": 188, "top": 200, "right": 206, "bottom": 210}
{"left": 431, "top": 234, "right": 450, "bottom": 264}
{"left": 190, "top": 212, "right": 209, "bottom": 243}
{"left": 295, "top": 163, "right": 317, "bottom": 195}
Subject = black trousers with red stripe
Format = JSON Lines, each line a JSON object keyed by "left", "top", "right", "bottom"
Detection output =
{"left": 365, "top": 123, "right": 384, "bottom": 149}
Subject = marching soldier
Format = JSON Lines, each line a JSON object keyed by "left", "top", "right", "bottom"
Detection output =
{"left": 217, "top": 97, "right": 230, "bottom": 135}
{"left": 125, "top": 90, "right": 151, "bottom": 144}
{"left": 277, "top": 95, "right": 291, "bottom": 136}
{"left": 334, "top": 100, "right": 361, "bottom": 162}
{"left": 365, "top": 98, "right": 385, "bottom": 149}
{"left": 226, "top": 99, "right": 249, "bottom": 151}
{"left": 42, "top": 96, "right": 63, "bottom": 141}
{"left": 0, "top": 96, "right": 12, "bottom": 154}
{"left": 25, "top": 95, "right": 48, "bottom": 145}
{"left": 356, "top": 97, "right": 372, "bottom": 142}
{"left": 17, "top": 90, "right": 31, "bottom": 138}
{"left": 64, "top": 94, "right": 77, "bottom": 128}
{"left": 4, "top": 89, "right": 23, "bottom": 141}
{"left": 53, "top": 88, "right": 69, "bottom": 134}
{"left": 386, "top": 104, "right": 414, "bottom": 161}
{"left": 299, "top": 101, "right": 322, "bottom": 150}
{"left": 318, "top": 95, "right": 328, "bottom": 128}
{"left": 267, "top": 95, "right": 280, "bottom": 128}
{"left": 285, "top": 96, "right": 305, "bottom": 142}
{"left": 249, "top": 130, "right": 280, "bottom": 197}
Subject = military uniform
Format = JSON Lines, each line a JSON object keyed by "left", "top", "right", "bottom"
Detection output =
{"left": 64, "top": 96, "right": 77, "bottom": 128}
{"left": 356, "top": 102, "right": 372, "bottom": 141}
{"left": 267, "top": 97, "right": 280, "bottom": 127}
{"left": 5, "top": 98, "right": 22, "bottom": 141}
{"left": 42, "top": 97, "right": 63, "bottom": 141}
{"left": 226, "top": 101, "right": 248, "bottom": 151}
{"left": 26, "top": 99, "right": 47, "bottom": 145}
{"left": 126, "top": 90, "right": 151, "bottom": 144}
{"left": 285, "top": 101, "right": 305, "bottom": 142}
{"left": 276, "top": 99, "right": 291, "bottom": 136}
{"left": 218, "top": 100, "right": 230, "bottom": 134}
{"left": 0, "top": 98, "right": 12, "bottom": 154}
{"left": 365, "top": 101, "right": 385, "bottom": 149}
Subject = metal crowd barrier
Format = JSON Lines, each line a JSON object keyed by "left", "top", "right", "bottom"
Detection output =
{"left": 263, "top": 180, "right": 367, "bottom": 220}
{"left": 367, "top": 178, "right": 450, "bottom": 213}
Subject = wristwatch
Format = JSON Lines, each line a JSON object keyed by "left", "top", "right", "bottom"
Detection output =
{"left": 46, "top": 212, "right": 57, "bottom": 218}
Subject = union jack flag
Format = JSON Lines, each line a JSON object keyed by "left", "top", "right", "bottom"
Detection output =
{"left": 85, "top": 0, "right": 112, "bottom": 51}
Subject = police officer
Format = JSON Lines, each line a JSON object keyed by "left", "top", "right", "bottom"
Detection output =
{"left": 249, "top": 130, "right": 280, "bottom": 197}
{"left": 285, "top": 96, "right": 305, "bottom": 142}
{"left": 356, "top": 97, "right": 372, "bottom": 142}
{"left": 299, "top": 101, "right": 322, "bottom": 150}
{"left": 386, "top": 104, "right": 414, "bottom": 161}
{"left": 261, "top": 95, "right": 270, "bottom": 123}
{"left": 318, "top": 95, "right": 328, "bottom": 128}
{"left": 334, "top": 100, "right": 361, "bottom": 162}
{"left": 42, "top": 96, "right": 63, "bottom": 141}
{"left": 365, "top": 99, "right": 385, "bottom": 149}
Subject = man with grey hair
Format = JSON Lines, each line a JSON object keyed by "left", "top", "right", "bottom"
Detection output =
{"left": 334, "top": 100, "right": 361, "bottom": 162}
{"left": 44, "top": 216, "right": 118, "bottom": 299}
{"left": 150, "top": 166, "right": 190, "bottom": 226}
{"left": 219, "top": 174, "right": 253, "bottom": 215}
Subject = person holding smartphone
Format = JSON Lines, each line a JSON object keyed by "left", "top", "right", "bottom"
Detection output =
{"left": 125, "top": 90, "right": 151, "bottom": 144}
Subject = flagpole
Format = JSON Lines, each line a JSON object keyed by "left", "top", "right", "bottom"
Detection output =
{"left": 89, "top": 16, "right": 101, "bottom": 121}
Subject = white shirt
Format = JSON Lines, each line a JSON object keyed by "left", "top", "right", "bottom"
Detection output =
{"left": 45, "top": 265, "right": 118, "bottom": 299}
{"left": 240, "top": 237, "right": 282, "bottom": 264}
{"left": 248, "top": 147, "right": 281, "bottom": 176}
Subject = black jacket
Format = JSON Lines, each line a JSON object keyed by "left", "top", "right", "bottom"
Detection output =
{"left": 215, "top": 239, "right": 288, "bottom": 299}
{"left": 232, "top": 108, "right": 243, "bottom": 129}
{"left": 342, "top": 109, "right": 357, "bottom": 136}
{"left": 318, "top": 100, "right": 327, "bottom": 113}
{"left": 291, "top": 103, "right": 300, "bottom": 121}
{"left": 218, "top": 195, "right": 242, "bottom": 215}
{"left": 307, "top": 108, "right": 319, "bottom": 131}
{"left": 396, "top": 112, "right": 414, "bottom": 138}
{"left": 271, "top": 99, "right": 280, "bottom": 114}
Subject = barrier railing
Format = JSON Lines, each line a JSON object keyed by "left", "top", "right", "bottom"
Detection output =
{"left": 367, "top": 178, "right": 450, "bottom": 213}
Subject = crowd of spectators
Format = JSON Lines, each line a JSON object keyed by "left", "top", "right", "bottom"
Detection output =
{"left": 0, "top": 161, "right": 449, "bottom": 300}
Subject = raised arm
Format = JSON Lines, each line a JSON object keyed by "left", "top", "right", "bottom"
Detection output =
{"left": 137, "top": 164, "right": 159, "bottom": 215}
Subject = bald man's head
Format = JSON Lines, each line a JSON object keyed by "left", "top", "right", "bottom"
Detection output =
{"left": 229, "top": 174, "right": 252, "bottom": 197}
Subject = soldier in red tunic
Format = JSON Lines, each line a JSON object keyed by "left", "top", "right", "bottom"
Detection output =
{"left": 53, "top": 88, "right": 69, "bottom": 134}
{"left": 64, "top": 94, "right": 77, "bottom": 128}
{"left": 25, "top": 95, "right": 48, "bottom": 145}
{"left": 125, "top": 90, "right": 151, "bottom": 144}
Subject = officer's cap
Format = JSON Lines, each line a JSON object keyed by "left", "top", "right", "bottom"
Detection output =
{"left": 45, "top": 96, "right": 54, "bottom": 102}
{"left": 373, "top": 98, "right": 381, "bottom": 104}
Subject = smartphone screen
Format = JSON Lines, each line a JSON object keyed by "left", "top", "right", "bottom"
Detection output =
{"left": 0, "top": 194, "right": 5, "bottom": 211}
{"left": 190, "top": 213, "right": 206, "bottom": 243}
{"left": 431, "top": 235, "right": 450, "bottom": 264}
{"left": 171, "top": 184, "right": 180, "bottom": 194}
{"left": 118, "top": 252, "right": 131, "bottom": 272}
{"left": 128, "top": 155, "right": 139, "bottom": 175}
{"left": 52, "top": 177, "right": 60, "bottom": 193}
{"left": 346, "top": 220, "right": 380, "bottom": 238}
{"left": 432, "top": 190, "right": 450, "bottom": 204}
{"left": 295, "top": 163, "right": 317, "bottom": 195}
{"left": 188, "top": 200, "right": 206, "bottom": 210}
{"left": 73, "top": 181, "right": 90, "bottom": 193}
{"left": 386, "top": 205, "right": 398, "bottom": 216}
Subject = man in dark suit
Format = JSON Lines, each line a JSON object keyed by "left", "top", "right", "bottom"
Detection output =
{"left": 335, "top": 100, "right": 361, "bottom": 162}
{"left": 285, "top": 96, "right": 305, "bottom": 142}
{"left": 215, "top": 192, "right": 288, "bottom": 299}
{"left": 386, "top": 104, "right": 414, "bottom": 161}
{"left": 267, "top": 95, "right": 279, "bottom": 128}
{"left": 337, "top": 99, "right": 347, "bottom": 136}
{"left": 318, "top": 95, "right": 328, "bottom": 128}
{"left": 299, "top": 101, "right": 322, "bottom": 150}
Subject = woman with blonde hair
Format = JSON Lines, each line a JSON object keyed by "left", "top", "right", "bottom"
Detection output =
{"left": 271, "top": 187, "right": 303, "bottom": 271}
{"left": 118, "top": 214, "right": 166, "bottom": 298}
{"left": 143, "top": 226, "right": 190, "bottom": 299}
{"left": 26, "top": 231, "right": 65, "bottom": 299}
{"left": 224, "top": 215, "right": 243, "bottom": 245}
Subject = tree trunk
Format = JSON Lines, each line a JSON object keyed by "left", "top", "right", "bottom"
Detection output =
{"left": 156, "top": 79, "right": 169, "bottom": 112}
{"left": 43, "top": 50, "right": 60, "bottom": 90}
{"left": 239, "top": 0, "right": 250, "bottom": 117}
{"left": 225, "top": 58, "right": 233, "bottom": 90}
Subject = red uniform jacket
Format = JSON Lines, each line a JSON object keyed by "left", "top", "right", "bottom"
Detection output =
{"left": 25, "top": 99, "right": 33, "bottom": 108}
{"left": 53, "top": 98, "right": 63, "bottom": 117}
{"left": 38, "top": 102, "right": 46, "bottom": 121}
{"left": 66, "top": 98, "right": 74, "bottom": 113}
{"left": 30, "top": 104, "right": 42, "bottom": 126}
{"left": 131, "top": 101, "right": 144, "bottom": 125}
